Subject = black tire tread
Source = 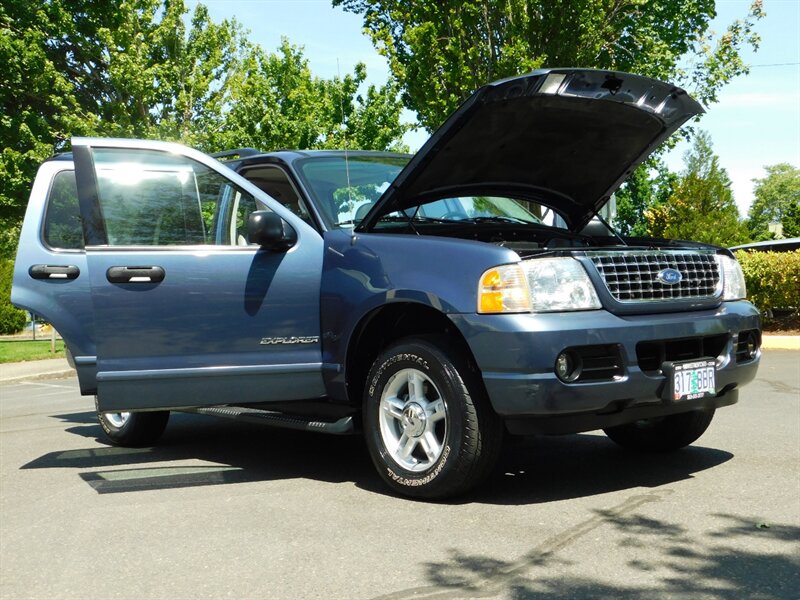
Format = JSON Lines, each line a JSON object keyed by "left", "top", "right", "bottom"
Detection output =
{"left": 364, "top": 335, "right": 502, "bottom": 499}
{"left": 95, "top": 397, "right": 169, "bottom": 447}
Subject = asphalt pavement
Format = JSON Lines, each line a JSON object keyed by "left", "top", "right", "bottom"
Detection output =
{"left": 0, "top": 350, "right": 798, "bottom": 599}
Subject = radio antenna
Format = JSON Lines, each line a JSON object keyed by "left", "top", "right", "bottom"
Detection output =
{"left": 337, "top": 59, "right": 353, "bottom": 214}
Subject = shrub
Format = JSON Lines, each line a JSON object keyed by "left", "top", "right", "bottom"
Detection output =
{"left": 0, "top": 259, "right": 27, "bottom": 334}
{"left": 735, "top": 250, "right": 800, "bottom": 317}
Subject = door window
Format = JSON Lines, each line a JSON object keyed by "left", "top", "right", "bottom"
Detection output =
{"left": 239, "top": 165, "right": 313, "bottom": 225}
{"left": 91, "top": 148, "right": 261, "bottom": 246}
{"left": 43, "top": 170, "right": 84, "bottom": 250}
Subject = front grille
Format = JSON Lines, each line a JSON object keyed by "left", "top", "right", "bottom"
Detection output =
{"left": 588, "top": 252, "right": 720, "bottom": 302}
{"left": 636, "top": 334, "right": 729, "bottom": 373}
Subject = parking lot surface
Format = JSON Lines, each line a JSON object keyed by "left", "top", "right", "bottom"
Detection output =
{"left": 1, "top": 351, "right": 798, "bottom": 599}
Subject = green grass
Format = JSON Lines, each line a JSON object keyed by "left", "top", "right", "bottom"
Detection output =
{"left": 0, "top": 340, "right": 66, "bottom": 363}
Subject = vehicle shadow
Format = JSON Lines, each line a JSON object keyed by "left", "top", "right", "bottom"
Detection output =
{"left": 23, "top": 410, "right": 733, "bottom": 503}
{"left": 467, "top": 434, "right": 734, "bottom": 506}
{"left": 23, "top": 411, "right": 384, "bottom": 494}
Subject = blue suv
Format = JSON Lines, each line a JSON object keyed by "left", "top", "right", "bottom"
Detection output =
{"left": 12, "top": 69, "right": 761, "bottom": 498}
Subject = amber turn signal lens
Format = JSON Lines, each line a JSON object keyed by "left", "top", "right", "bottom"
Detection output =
{"left": 477, "top": 265, "right": 530, "bottom": 313}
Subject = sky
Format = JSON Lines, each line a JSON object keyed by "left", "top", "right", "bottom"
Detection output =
{"left": 186, "top": 0, "right": 800, "bottom": 216}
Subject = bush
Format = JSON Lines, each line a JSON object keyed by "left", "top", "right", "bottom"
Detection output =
{"left": 735, "top": 250, "right": 800, "bottom": 317}
{"left": 0, "top": 259, "right": 27, "bottom": 334}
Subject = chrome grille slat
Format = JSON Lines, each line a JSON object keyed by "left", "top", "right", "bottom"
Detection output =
{"left": 588, "top": 251, "right": 720, "bottom": 302}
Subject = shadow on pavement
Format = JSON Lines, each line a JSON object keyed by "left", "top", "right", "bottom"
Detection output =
{"left": 23, "top": 411, "right": 383, "bottom": 494}
{"left": 22, "top": 410, "right": 732, "bottom": 503}
{"left": 371, "top": 511, "right": 800, "bottom": 599}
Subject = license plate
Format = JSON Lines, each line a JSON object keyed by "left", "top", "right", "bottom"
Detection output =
{"left": 670, "top": 359, "right": 716, "bottom": 401}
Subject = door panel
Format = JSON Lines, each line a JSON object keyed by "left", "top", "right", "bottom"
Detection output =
{"left": 11, "top": 163, "right": 98, "bottom": 394}
{"left": 72, "top": 139, "right": 324, "bottom": 412}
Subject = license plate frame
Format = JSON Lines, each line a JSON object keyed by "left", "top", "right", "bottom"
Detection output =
{"left": 666, "top": 358, "right": 717, "bottom": 402}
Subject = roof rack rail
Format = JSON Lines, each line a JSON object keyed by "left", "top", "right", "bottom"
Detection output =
{"left": 210, "top": 148, "right": 262, "bottom": 160}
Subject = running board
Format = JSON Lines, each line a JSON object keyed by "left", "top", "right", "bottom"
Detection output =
{"left": 188, "top": 406, "right": 354, "bottom": 435}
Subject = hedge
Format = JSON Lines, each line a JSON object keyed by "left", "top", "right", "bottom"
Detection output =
{"left": 735, "top": 250, "right": 800, "bottom": 316}
{"left": 0, "top": 259, "right": 27, "bottom": 334}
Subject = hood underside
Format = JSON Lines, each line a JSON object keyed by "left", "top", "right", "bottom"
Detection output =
{"left": 358, "top": 69, "right": 703, "bottom": 231}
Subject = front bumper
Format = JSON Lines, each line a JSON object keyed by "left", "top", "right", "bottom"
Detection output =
{"left": 450, "top": 300, "right": 761, "bottom": 431}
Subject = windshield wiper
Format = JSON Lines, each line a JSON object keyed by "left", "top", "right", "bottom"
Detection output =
{"left": 463, "top": 215, "right": 533, "bottom": 225}
{"left": 378, "top": 215, "right": 461, "bottom": 224}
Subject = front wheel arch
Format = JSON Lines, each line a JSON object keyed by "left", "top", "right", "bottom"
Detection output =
{"left": 345, "top": 302, "right": 481, "bottom": 408}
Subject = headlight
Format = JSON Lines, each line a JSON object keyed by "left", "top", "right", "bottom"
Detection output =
{"left": 478, "top": 258, "right": 601, "bottom": 313}
{"left": 716, "top": 255, "right": 747, "bottom": 300}
{"left": 477, "top": 264, "right": 530, "bottom": 313}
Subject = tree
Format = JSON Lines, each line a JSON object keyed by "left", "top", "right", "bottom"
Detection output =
{"left": 747, "top": 163, "right": 800, "bottom": 240}
{"left": 1, "top": 0, "right": 248, "bottom": 257}
{"left": 0, "top": 259, "right": 27, "bottom": 334}
{"left": 0, "top": 1, "right": 408, "bottom": 258}
{"left": 336, "top": 0, "right": 764, "bottom": 131}
{"left": 645, "top": 131, "right": 748, "bottom": 246}
{"left": 782, "top": 201, "right": 800, "bottom": 238}
{"left": 210, "top": 40, "right": 408, "bottom": 152}
{"left": 0, "top": 1, "right": 90, "bottom": 257}
{"left": 614, "top": 159, "right": 678, "bottom": 237}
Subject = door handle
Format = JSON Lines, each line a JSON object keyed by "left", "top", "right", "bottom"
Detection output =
{"left": 106, "top": 266, "right": 166, "bottom": 284}
{"left": 29, "top": 264, "right": 80, "bottom": 280}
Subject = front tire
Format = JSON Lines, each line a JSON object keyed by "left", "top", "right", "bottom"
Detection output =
{"left": 603, "top": 409, "right": 715, "bottom": 452}
{"left": 95, "top": 396, "right": 170, "bottom": 447}
{"left": 363, "top": 336, "right": 502, "bottom": 499}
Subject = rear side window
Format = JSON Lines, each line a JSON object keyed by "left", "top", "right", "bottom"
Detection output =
{"left": 43, "top": 170, "right": 84, "bottom": 250}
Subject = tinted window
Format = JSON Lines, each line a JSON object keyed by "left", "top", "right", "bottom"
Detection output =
{"left": 43, "top": 170, "right": 84, "bottom": 250}
{"left": 92, "top": 148, "right": 259, "bottom": 246}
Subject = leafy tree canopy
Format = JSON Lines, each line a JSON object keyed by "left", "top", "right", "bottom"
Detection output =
{"left": 747, "top": 163, "right": 800, "bottom": 240}
{"left": 336, "top": 0, "right": 764, "bottom": 131}
{"left": 613, "top": 158, "right": 677, "bottom": 237}
{"left": 0, "top": 0, "right": 407, "bottom": 258}
{"left": 645, "top": 131, "right": 748, "bottom": 246}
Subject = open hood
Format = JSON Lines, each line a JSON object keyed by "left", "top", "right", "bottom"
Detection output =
{"left": 357, "top": 69, "right": 703, "bottom": 232}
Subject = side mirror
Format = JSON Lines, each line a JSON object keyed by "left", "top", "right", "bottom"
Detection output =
{"left": 247, "top": 211, "right": 297, "bottom": 251}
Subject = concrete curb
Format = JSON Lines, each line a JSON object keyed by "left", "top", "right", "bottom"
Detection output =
{"left": 1, "top": 369, "right": 76, "bottom": 385}
{"left": 0, "top": 358, "right": 73, "bottom": 386}
{"left": 760, "top": 336, "right": 800, "bottom": 350}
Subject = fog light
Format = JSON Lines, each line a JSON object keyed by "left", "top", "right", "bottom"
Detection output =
{"left": 745, "top": 331, "right": 759, "bottom": 359}
{"left": 556, "top": 351, "right": 581, "bottom": 382}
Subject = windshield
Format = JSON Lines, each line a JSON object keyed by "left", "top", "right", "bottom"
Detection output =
{"left": 410, "top": 196, "right": 543, "bottom": 224}
{"left": 294, "top": 154, "right": 560, "bottom": 230}
{"left": 294, "top": 155, "right": 409, "bottom": 228}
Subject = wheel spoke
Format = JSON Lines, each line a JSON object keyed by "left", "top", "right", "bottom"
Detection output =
{"left": 426, "top": 399, "right": 446, "bottom": 423}
{"left": 408, "top": 371, "right": 425, "bottom": 404}
{"left": 399, "top": 434, "right": 416, "bottom": 459}
{"left": 420, "top": 431, "right": 442, "bottom": 463}
{"left": 382, "top": 396, "right": 405, "bottom": 421}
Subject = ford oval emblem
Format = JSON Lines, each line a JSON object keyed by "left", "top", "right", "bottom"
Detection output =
{"left": 657, "top": 268, "right": 682, "bottom": 285}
